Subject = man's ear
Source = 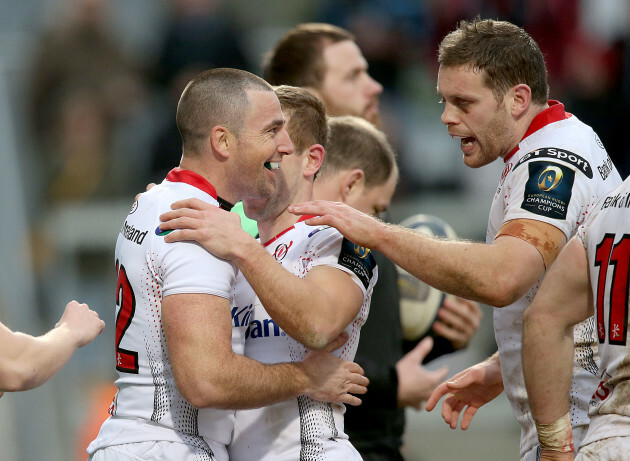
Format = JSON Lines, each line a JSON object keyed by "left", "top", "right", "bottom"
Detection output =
{"left": 304, "top": 144, "right": 325, "bottom": 178}
{"left": 510, "top": 84, "right": 532, "bottom": 117}
{"left": 209, "top": 126, "right": 233, "bottom": 159}
{"left": 340, "top": 169, "right": 365, "bottom": 202}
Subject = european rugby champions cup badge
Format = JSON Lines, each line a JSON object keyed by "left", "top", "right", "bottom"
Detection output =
{"left": 521, "top": 161, "right": 575, "bottom": 220}
{"left": 338, "top": 239, "right": 375, "bottom": 289}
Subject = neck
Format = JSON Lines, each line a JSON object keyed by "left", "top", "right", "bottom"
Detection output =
{"left": 508, "top": 101, "right": 550, "bottom": 155}
{"left": 257, "top": 209, "right": 301, "bottom": 244}
{"left": 258, "top": 184, "right": 315, "bottom": 243}
{"left": 179, "top": 156, "right": 236, "bottom": 203}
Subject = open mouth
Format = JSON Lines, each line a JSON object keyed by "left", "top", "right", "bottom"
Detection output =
{"left": 264, "top": 161, "right": 281, "bottom": 170}
{"left": 452, "top": 135, "right": 476, "bottom": 150}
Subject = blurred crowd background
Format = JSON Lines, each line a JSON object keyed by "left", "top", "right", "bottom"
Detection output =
{"left": 0, "top": 0, "right": 628, "bottom": 460}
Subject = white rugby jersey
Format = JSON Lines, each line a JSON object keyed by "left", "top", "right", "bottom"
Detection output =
{"left": 576, "top": 177, "right": 630, "bottom": 447}
{"left": 227, "top": 219, "right": 377, "bottom": 461}
{"left": 487, "top": 101, "right": 622, "bottom": 459}
{"left": 88, "top": 168, "right": 248, "bottom": 457}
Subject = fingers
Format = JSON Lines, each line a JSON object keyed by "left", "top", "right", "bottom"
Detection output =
{"left": 163, "top": 229, "right": 202, "bottom": 243}
{"left": 339, "top": 393, "right": 363, "bottom": 407}
{"left": 323, "top": 332, "right": 349, "bottom": 352}
{"left": 433, "top": 366, "right": 450, "bottom": 385}
{"left": 425, "top": 381, "right": 450, "bottom": 411}
{"left": 443, "top": 395, "right": 465, "bottom": 429}
{"left": 170, "top": 198, "right": 208, "bottom": 211}
{"left": 348, "top": 370, "right": 369, "bottom": 387}
{"left": 303, "top": 216, "right": 330, "bottom": 227}
{"left": 444, "top": 371, "right": 474, "bottom": 391}
{"left": 460, "top": 405, "right": 478, "bottom": 430}
{"left": 287, "top": 201, "right": 327, "bottom": 216}
{"left": 406, "top": 336, "right": 434, "bottom": 364}
{"left": 344, "top": 361, "right": 366, "bottom": 378}
{"left": 345, "top": 382, "right": 368, "bottom": 395}
{"left": 159, "top": 211, "right": 202, "bottom": 230}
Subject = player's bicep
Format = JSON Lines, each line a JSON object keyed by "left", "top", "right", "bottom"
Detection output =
{"left": 305, "top": 266, "right": 364, "bottom": 327}
{"left": 162, "top": 293, "right": 233, "bottom": 382}
{"left": 533, "top": 237, "right": 593, "bottom": 327}
{"left": 495, "top": 218, "right": 567, "bottom": 270}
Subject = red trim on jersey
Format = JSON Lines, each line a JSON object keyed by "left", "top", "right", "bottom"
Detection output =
{"left": 165, "top": 168, "right": 218, "bottom": 199}
{"left": 263, "top": 215, "right": 317, "bottom": 247}
{"left": 504, "top": 100, "right": 572, "bottom": 163}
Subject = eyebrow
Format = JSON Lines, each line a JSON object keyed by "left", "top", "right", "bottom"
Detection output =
{"left": 262, "top": 118, "right": 285, "bottom": 131}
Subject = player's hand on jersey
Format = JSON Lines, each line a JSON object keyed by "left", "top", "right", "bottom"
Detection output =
{"left": 55, "top": 301, "right": 105, "bottom": 347}
{"left": 288, "top": 201, "right": 386, "bottom": 250}
{"left": 425, "top": 354, "right": 503, "bottom": 429}
{"left": 299, "top": 333, "right": 369, "bottom": 406}
{"left": 159, "top": 198, "right": 252, "bottom": 260}
{"left": 397, "top": 337, "right": 449, "bottom": 410}
{"left": 432, "top": 297, "right": 482, "bottom": 351}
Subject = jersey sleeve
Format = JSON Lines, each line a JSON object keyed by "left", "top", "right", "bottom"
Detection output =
{"left": 305, "top": 227, "right": 377, "bottom": 296}
{"left": 157, "top": 238, "right": 237, "bottom": 300}
{"left": 503, "top": 158, "right": 596, "bottom": 240}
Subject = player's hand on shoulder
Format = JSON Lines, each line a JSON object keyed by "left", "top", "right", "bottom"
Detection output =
{"left": 159, "top": 198, "right": 251, "bottom": 260}
{"left": 432, "top": 297, "right": 482, "bottom": 350}
{"left": 397, "top": 337, "right": 448, "bottom": 410}
{"left": 57, "top": 300, "right": 105, "bottom": 347}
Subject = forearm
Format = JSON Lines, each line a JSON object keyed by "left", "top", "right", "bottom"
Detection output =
{"left": 523, "top": 310, "right": 573, "bottom": 424}
{"left": 192, "top": 354, "right": 310, "bottom": 409}
{"left": 233, "top": 243, "right": 352, "bottom": 349}
{"left": 0, "top": 326, "right": 79, "bottom": 392}
{"left": 376, "top": 226, "right": 498, "bottom": 304}
{"left": 376, "top": 226, "right": 542, "bottom": 307}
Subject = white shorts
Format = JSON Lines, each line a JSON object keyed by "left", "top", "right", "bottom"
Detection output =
{"left": 88, "top": 440, "right": 228, "bottom": 461}
{"left": 576, "top": 436, "right": 630, "bottom": 460}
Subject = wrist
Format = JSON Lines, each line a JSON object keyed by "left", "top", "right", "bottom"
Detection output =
{"left": 231, "top": 233, "right": 263, "bottom": 265}
{"left": 535, "top": 412, "right": 574, "bottom": 454}
{"left": 52, "top": 322, "right": 82, "bottom": 348}
{"left": 291, "top": 361, "right": 312, "bottom": 396}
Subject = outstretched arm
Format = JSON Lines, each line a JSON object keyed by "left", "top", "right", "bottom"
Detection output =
{"left": 425, "top": 352, "right": 504, "bottom": 430}
{"left": 523, "top": 237, "right": 592, "bottom": 458}
{"left": 160, "top": 198, "right": 364, "bottom": 350}
{"left": 0, "top": 301, "right": 105, "bottom": 393}
{"left": 289, "top": 201, "right": 562, "bottom": 307}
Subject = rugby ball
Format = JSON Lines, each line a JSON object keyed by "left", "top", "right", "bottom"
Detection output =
{"left": 397, "top": 214, "right": 457, "bottom": 341}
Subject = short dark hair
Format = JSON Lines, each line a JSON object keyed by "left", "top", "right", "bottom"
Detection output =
{"left": 176, "top": 68, "right": 273, "bottom": 153}
{"left": 263, "top": 23, "right": 354, "bottom": 89}
{"left": 438, "top": 18, "right": 549, "bottom": 104}
{"left": 321, "top": 116, "right": 397, "bottom": 188}
{"left": 274, "top": 85, "right": 329, "bottom": 155}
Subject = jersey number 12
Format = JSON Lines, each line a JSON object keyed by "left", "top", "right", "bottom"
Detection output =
{"left": 115, "top": 260, "right": 139, "bottom": 373}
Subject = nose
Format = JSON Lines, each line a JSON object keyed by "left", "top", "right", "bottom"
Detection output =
{"left": 440, "top": 103, "right": 458, "bottom": 126}
{"left": 366, "top": 74, "right": 383, "bottom": 97}
{"left": 278, "top": 127, "right": 294, "bottom": 156}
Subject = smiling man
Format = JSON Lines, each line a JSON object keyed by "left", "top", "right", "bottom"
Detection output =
{"left": 289, "top": 18, "right": 623, "bottom": 460}
{"left": 158, "top": 86, "right": 378, "bottom": 460}
{"left": 87, "top": 70, "right": 369, "bottom": 461}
